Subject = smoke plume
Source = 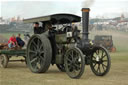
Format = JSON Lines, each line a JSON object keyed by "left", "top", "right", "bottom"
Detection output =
{"left": 82, "top": 0, "right": 95, "bottom": 8}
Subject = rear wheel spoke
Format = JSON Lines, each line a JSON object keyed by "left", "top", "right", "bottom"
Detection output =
{"left": 32, "top": 41, "right": 37, "bottom": 47}
{"left": 30, "top": 58, "right": 38, "bottom": 63}
{"left": 37, "top": 39, "right": 41, "bottom": 49}
{"left": 40, "top": 51, "right": 44, "bottom": 54}
{"left": 39, "top": 44, "right": 43, "bottom": 50}
{"left": 29, "top": 50, "right": 36, "bottom": 54}
{"left": 39, "top": 56, "right": 44, "bottom": 62}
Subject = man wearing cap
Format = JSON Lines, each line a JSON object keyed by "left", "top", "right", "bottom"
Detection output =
{"left": 34, "top": 22, "right": 44, "bottom": 34}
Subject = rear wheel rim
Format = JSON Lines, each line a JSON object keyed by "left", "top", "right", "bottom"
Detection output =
{"left": 27, "top": 36, "right": 45, "bottom": 72}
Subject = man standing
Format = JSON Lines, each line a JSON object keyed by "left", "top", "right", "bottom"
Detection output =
{"left": 34, "top": 22, "right": 44, "bottom": 34}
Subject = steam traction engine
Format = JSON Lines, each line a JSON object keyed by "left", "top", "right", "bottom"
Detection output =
{"left": 24, "top": 8, "right": 111, "bottom": 79}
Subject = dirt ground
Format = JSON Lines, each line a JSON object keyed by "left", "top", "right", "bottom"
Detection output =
{"left": 0, "top": 52, "right": 128, "bottom": 85}
{"left": 0, "top": 30, "right": 128, "bottom": 85}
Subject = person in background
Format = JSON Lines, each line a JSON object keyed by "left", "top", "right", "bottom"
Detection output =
{"left": 16, "top": 34, "right": 25, "bottom": 47}
{"left": 8, "top": 34, "right": 18, "bottom": 48}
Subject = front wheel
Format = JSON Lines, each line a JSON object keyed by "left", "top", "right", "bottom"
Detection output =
{"left": 90, "top": 46, "right": 111, "bottom": 76}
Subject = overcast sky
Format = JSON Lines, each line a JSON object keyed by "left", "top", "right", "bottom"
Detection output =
{"left": 0, "top": 0, "right": 128, "bottom": 19}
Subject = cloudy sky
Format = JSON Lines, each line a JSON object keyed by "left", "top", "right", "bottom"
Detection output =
{"left": 0, "top": 0, "right": 128, "bottom": 19}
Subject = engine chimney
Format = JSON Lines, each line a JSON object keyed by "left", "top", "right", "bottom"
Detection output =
{"left": 81, "top": 8, "right": 90, "bottom": 40}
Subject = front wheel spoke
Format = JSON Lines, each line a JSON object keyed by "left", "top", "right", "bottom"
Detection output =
{"left": 92, "top": 60, "right": 97, "bottom": 63}
{"left": 102, "top": 63, "right": 107, "bottom": 68}
{"left": 92, "top": 56, "right": 96, "bottom": 59}
{"left": 101, "top": 54, "right": 107, "bottom": 59}
{"left": 102, "top": 64, "right": 105, "bottom": 71}
{"left": 98, "top": 64, "right": 101, "bottom": 73}
{"left": 97, "top": 64, "right": 100, "bottom": 73}
{"left": 102, "top": 50, "right": 105, "bottom": 56}
{"left": 93, "top": 63, "right": 97, "bottom": 67}
{"left": 96, "top": 50, "right": 99, "bottom": 55}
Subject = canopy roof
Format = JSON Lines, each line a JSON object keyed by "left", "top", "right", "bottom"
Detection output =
{"left": 23, "top": 13, "right": 81, "bottom": 24}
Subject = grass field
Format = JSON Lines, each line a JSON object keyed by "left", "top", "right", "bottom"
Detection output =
{"left": 0, "top": 30, "right": 128, "bottom": 85}
{"left": 0, "top": 32, "right": 25, "bottom": 39}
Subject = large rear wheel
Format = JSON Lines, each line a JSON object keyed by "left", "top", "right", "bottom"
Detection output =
{"left": 26, "top": 34, "right": 52, "bottom": 73}
{"left": 90, "top": 46, "right": 111, "bottom": 76}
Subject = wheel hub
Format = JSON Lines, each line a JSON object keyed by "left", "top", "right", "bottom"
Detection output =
{"left": 96, "top": 55, "right": 100, "bottom": 62}
{"left": 36, "top": 50, "right": 40, "bottom": 56}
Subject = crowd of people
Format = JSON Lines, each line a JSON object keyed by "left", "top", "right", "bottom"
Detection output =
{"left": 8, "top": 34, "right": 25, "bottom": 49}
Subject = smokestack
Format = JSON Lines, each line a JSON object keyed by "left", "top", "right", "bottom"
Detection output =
{"left": 81, "top": 8, "right": 90, "bottom": 40}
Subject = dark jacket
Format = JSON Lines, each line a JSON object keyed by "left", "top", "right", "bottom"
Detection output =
{"left": 34, "top": 27, "right": 44, "bottom": 34}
